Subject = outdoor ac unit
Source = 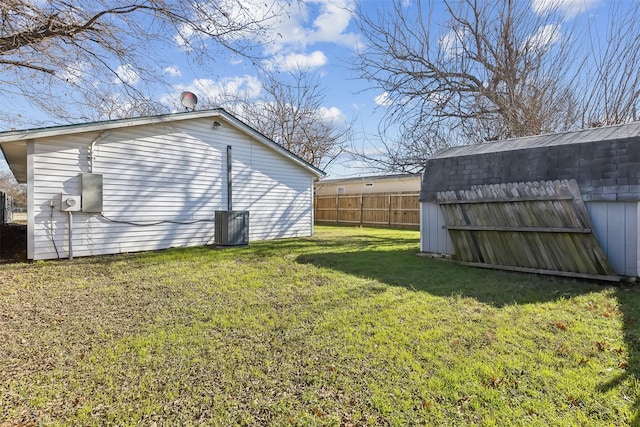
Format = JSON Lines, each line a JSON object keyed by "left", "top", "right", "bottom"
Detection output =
{"left": 215, "top": 210, "right": 249, "bottom": 246}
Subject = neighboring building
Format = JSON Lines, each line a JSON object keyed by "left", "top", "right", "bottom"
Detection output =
{"left": 316, "top": 173, "right": 421, "bottom": 196}
{"left": 420, "top": 123, "right": 640, "bottom": 278}
{"left": 0, "top": 109, "right": 324, "bottom": 260}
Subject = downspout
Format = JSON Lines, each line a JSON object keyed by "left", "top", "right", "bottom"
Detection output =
{"left": 88, "top": 130, "right": 111, "bottom": 173}
{"left": 68, "top": 211, "right": 74, "bottom": 260}
{"left": 72, "top": 129, "right": 109, "bottom": 260}
{"left": 227, "top": 145, "right": 232, "bottom": 211}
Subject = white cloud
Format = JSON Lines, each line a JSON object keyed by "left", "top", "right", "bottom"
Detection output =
{"left": 525, "top": 24, "right": 562, "bottom": 50}
{"left": 531, "top": 0, "right": 600, "bottom": 18}
{"left": 56, "top": 62, "right": 87, "bottom": 84}
{"left": 162, "top": 75, "right": 263, "bottom": 109}
{"left": 173, "top": 24, "right": 196, "bottom": 51}
{"left": 191, "top": 76, "right": 262, "bottom": 100}
{"left": 113, "top": 64, "right": 140, "bottom": 85}
{"left": 164, "top": 66, "right": 182, "bottom": 78}
{"left": 374, "top": 92, "right": 393, "bottom": 107}
{"left": 96, "top": 93, "right": 146, "bottom": 120}
{"left": 319, "top": 106, "right": 346, "bottom": 126}
{"left": 440, "top": 27, "right": 467, "bottom": 59}
{"left": 269, "top": 50, "right": 328, "bottom": 71}
{"left": 171, "top": 0, "right": 358, "bottom": 74}
{"left": 308, "top": 0, "right": 359, "bottom": 46}
{"left": 172, "top": 0, "right": 288, "bottom": 50}
{"left": 267, "top": 0, "right": 359, "bottom": 52}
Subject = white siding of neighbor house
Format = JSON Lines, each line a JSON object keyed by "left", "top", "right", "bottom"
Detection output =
{"left": 420, "top": 200, "right": 640, "bottom": 277}
{"left": 316, "top": 175, "right": 421, "bottom": 196}
{"left": 29, "top": 118, "right": 315, "bottom": 260}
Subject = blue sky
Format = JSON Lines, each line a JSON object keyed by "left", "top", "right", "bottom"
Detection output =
{"left": 0, "top": 0, "right": 613, "bottom": 178}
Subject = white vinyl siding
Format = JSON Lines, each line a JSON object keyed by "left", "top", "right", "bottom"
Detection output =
{"left": 586, "top": 202, "right": 639, "bottom": 277}
{"left": 317, "top": 176, "right": 421, "bottom": 196}
{"left": 30, "top": 118, "right": 315, "bottom": 260}
{"left": 230, "top": 130, "right": 313, "bottom": 240}
{"left": 420, "top": 202, "right": 454, "bottom": 255}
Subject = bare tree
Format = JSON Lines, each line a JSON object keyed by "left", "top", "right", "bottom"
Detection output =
{"left": 0, "top": 171, "right": 26, "bottom": 207}
{"left": 351, "top": 126, "right": 451, "bottom": 174}
{"left": 244, "top": 69, "right": 350, "bottom": 170}
{"left": 0, "top": 0, "right": 285, "bottom": 125}
{"left": 203, "top": 69, "right": 350, "bottom": 170}
{"left": 579, "top": 1, "right": 640, "bottom": 127}
{"left": 353, "top": 0, "right": 582, "bottom": 171}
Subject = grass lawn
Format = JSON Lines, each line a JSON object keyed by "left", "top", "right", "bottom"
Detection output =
{"left": 1, "top": 225, "right": 639, "bottom": 426}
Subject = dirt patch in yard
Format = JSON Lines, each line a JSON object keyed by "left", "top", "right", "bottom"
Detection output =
{"left": 1, "top": 223, "right": 27, "bottom": 263}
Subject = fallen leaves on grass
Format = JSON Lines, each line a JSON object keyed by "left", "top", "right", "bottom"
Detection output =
{"left": 483, "top": 375, "right": 503, "bottom": 388}
{"left": 568, "top": 395, "right": 580, "bottom": 408}
{"left": 0, "top": 422, "right": 35, "bottom": 427}
{"left": 554, "top": 322, "right": 567, "bottom": 331}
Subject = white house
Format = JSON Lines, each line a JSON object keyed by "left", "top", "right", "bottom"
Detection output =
{"left": 316, "top": 173, "right": 421, "bottom": 196}
{"left": 0, "top": 109, "right": 325, "bottom": 260}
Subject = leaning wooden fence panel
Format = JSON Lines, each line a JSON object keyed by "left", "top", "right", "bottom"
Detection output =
{"left": 436, "top": 180, "right": 618, "bottom": 281}
{"left": 315, "top": 193, "right": 419, "bottom": 229}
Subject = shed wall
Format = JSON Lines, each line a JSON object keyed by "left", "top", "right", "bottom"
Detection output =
{"left": 420, "top": 202, "right": 454, "bottom": 255}
{"left": 586, "top": 202, "right": 639, "bottom": 277}
{"left": 30, "top": 118, "right": 314, "bottom": 260}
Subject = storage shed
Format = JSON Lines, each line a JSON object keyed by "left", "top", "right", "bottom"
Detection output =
{"left": 420, "top": 122, "right": 640, "bottom": 279}
{"left": 0, "top": 109, "right": 325, "bottom": 260}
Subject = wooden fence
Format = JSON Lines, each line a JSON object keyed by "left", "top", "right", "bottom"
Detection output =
{"left": 437, "top": 179, "right": 618, "bottom": 281}
{"left": 315, "top": 192, "right": 419, "bottom": 229}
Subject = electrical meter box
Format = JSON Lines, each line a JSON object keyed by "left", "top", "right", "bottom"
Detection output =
{"left": 60, "top": 194, "right": 81, "bottom": 212}
{"left": 81, "top": 173, "right": 103, "bottom": 213}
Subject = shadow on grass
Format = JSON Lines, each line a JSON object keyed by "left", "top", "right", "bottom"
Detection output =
{"left": 297, "top": 247, "right": 640, "bottom": 422}
{"left": 297, "top": 248, "right": 607, "bottom": 307}
{"left": 250, "top": 233, "right": 422, "bottom": 256}
{"left": 600, "top": 288, "right": 640, "bottom": 423}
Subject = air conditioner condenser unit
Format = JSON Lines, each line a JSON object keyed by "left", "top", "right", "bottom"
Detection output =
{"left": 215, "top": 210, "right": 249, "bottom": 246}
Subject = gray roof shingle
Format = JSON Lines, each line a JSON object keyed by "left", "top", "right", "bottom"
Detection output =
{"left": 420, "top": 122, "right": 640, "bottom": 202}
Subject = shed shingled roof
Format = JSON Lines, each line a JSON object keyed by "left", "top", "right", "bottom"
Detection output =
{"left": 420, "top": 122, "right": 640, "bottom": 202}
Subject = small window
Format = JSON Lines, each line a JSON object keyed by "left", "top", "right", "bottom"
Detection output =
{"left": 337, "top": 187, "right": 345, "bottom": 195}
{"left": 364, "top": 182, "right": 374, "bottom": 187}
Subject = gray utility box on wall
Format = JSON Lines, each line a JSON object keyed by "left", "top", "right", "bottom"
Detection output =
{"left": 81, "top": 173, "right": 103, "bottom": 213}
{"left": 215, "top": 210, "right": 249, "bottom": 246}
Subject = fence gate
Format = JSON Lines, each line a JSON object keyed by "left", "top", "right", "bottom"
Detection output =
{"left": 0, "top": 191, "right": 10, "bottom": 224}
{"left": 436, "top": 179, "right": 618, "bottom": 281}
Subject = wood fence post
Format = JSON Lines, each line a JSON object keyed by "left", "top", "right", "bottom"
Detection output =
{"left": 335, "top": 195, "right": 339, "bottom": 224}
{"left": 388, "top": 194, "right": 392, "bottom": 228}
{"left": 360, "top": 194, "right": 364, "bottom": 226}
